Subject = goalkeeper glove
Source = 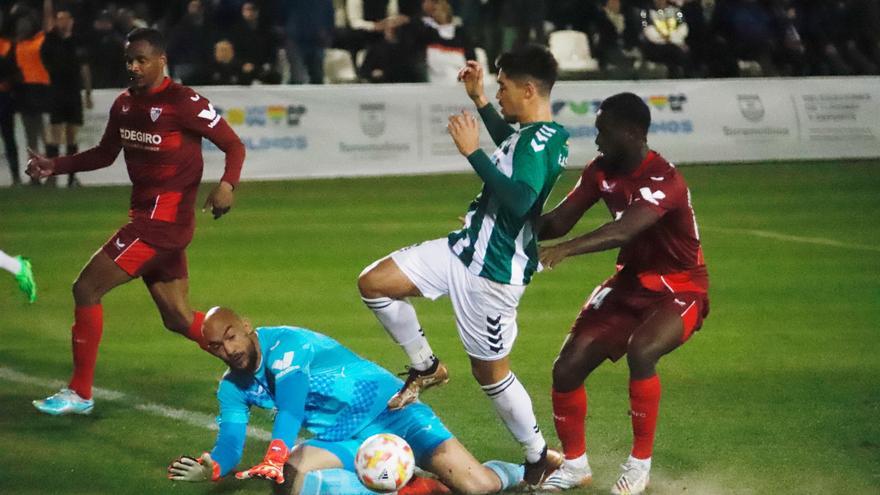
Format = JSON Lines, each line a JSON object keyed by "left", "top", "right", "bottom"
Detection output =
{"left": 236, "top": 439, "right": 289, "bottom": 484}
{"left": 167, "top": 452, "right": 220, "bottom": 482}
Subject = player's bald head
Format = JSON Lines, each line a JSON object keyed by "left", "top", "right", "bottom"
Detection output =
{"left": 203, "top": 306, "right": 244, "bottom": 339}
{"left": 203, "top": 307, "right": 259, "bottom": 372}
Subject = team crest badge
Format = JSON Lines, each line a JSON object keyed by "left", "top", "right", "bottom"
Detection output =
{"left": 359, "top": 103, "right": 386, "bottom": 138}
{"left": 150, "top": 106, "right": 163, "bottom": 122}
{"left": 737, "top": 95, "right": 764, "bottom": 122}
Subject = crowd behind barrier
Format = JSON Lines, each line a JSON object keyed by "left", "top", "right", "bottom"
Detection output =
{"left": 2, "top": 0, "right": 880, "bottom": 186}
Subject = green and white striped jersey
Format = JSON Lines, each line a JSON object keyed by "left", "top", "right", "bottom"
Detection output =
{"left": 448, "top": 121, "right": 569, "bottom": 285}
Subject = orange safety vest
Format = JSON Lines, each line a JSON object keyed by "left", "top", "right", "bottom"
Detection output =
{"left": 15, "top": 31, "right": 50, "bottom": 85}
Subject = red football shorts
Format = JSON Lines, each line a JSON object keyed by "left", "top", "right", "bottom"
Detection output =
{"left": 569, "top": 275, "right": 709, "bottom": 362}
{"left": 101, "top": 224, "right": 188, "bottom": 284}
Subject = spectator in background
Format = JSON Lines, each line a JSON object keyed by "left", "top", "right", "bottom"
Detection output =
{"left": 12, "top": 1, "right": 52, "bottom": 186}
{"left": 452, "top": 0, "right": 485, "bottom": 52}
{"left": 167, "top": 0, "right": 215, "bottom": 84}
{"left": 797, "top": 0, "right": 878, "bottom": 76}
{"left": 87, "top": 10, "right": 127, "bottom": 88}
{"left": 358, "top": 5, "right": 425, "bottom": 82}
{"left": 498, "top": 0, "right": 546, "bottom": 51}
{"left": 591, "top": 0, "right": 641, "bottom": 77}
{"left": 637, "top": 0, "right": 693, "bottom": 78}
{"left": 768, "top": 0, "right": 807, "bottom": 76}
{"left": 678, "top": 0, "right": 716, "bottom": 76}
{"left": 0, "top": 10, "right": 21, "bottom": 186}
{"left": 282, "top": 0, "right": 335, "bottom": 84}
{"left": 343, "top": 0, "right": 410, "bottom": 78}
{"left": 712, "top": 0, "right": 805, "bottom": 76}
{"left": 795, "top": 0, "right": 855, "bottom": 75}
{"left": 230, "top": 1, "right": 281, "bottom": 84}
{"left": 421, "top": 0, "right": 476, "bottom": 83}
{"left": 114, "top": 7, "right": 148, "bottom": 37}
{"left": 712, "top": 0, "right": 781, "bottom": 75}
{"left": 198, "top": 39, "right": 249, "bottom": 85}
{"left": 42, "top": 3, "right": 92, "bottom": 188}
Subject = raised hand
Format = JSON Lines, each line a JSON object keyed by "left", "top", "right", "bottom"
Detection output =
{"left": 447, "top": 110, "right": 480, "bottom": 157}
{"left": 457, "top": 60, "right": 488, "bottom": 107}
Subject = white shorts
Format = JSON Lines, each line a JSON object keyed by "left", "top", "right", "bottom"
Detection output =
{"left": 388, "top": 238, "right": 525, "bottom": 360}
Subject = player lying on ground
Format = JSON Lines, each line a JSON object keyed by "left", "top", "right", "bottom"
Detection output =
{"left": 536, "top": 93, "right": 710, "bottom": 494}
{"left": 358, "top": 45, "right": 569, "bottom": 487}
{"left": 0, "top": 248, "right": 36, "bottom": 302}
{"left": 167, "top": 306, "right": 529, "bottom": 495}
{"left": 28, "top": 27, "right": 245, "bottom": 416}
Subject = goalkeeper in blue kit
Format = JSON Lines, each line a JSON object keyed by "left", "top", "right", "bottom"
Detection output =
{"left": 166, "top": 307, "right": 524, "bottom": 494}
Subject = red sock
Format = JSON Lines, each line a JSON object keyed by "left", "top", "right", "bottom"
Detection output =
{"left": 629, "top": 374, "right": 662, "bottom": 459}
{"left": 68, "top": 304, "right": 103, "bottom": 400}
{"left": 398, "top": 476, "right": 451, "bottom": 495}
{"left": 186, "top": 311, "right": 207, "bottom": 349}
{"left": 552, "top": 385, "right": 587, "bottom": 460}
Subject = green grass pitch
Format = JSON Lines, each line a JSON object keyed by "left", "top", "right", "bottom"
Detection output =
{"left": 1, "top": 160, "right": 878, "bottom": 494}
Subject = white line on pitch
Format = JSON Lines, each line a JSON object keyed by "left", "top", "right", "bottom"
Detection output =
{"left": 701, "top": 226, "right": 880, "bottom": 252}
{"left": 0, "top": 366, "right": 270, "bottom": 441}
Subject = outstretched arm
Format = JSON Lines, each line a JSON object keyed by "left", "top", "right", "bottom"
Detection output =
{"left": 537, "top": 195, "right": 592, "bottom": 241}
{"left": 540, "top": 203, "right": 660, "bottom": 269}
{"left": 168, "top": 381, "right": 250, "bottom": 482}
{"left": 28, "top": 110, "right": 122, "bottom": 178}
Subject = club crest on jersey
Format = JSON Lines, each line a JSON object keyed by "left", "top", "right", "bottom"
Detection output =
{"left": 150, "top": 106, "right": 163, "bottom": 122}
{"left": 601, "top": 179, "right": 616, "bottom": 192}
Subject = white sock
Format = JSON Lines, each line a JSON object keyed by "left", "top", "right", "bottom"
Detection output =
{"left": 482, "top": 371, "right": 546, "bottom": 462}
{"left": 0, "top": 250, "right": 22, "bottom": 276}
{"left": 564, "top": 453, "right": 589, "bottom": 471}
{"left": 627, "top": 455, "right": 651, "bottom": 470}
{"left": 362, "top": 296, "right": 435, "bottom": 370}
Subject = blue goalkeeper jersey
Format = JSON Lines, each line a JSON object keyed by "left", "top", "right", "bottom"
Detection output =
{"left": 210, "top": 326, "right": 403, "bottom": 475}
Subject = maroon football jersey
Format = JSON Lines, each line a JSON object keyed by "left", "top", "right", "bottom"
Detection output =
{"left": 566, "top": 151, "right": 708, "bottom": 293}
{"left": 54, "top": 77, "right": 245, "bottom": 249}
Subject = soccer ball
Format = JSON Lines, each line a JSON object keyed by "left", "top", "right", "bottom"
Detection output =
{"left": 355, "top": 433, "right": 415, "bottom": 492}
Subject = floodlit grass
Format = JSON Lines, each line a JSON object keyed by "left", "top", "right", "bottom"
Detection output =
{"left": 1, "top": 160, "right": 878, "bottom": 494}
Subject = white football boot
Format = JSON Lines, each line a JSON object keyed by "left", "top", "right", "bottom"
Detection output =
{"left": 540, "top": 455, "right": 593, "bottom": 491}
{"left": 610, "top": 456, "right": 651, "bottom": 495}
